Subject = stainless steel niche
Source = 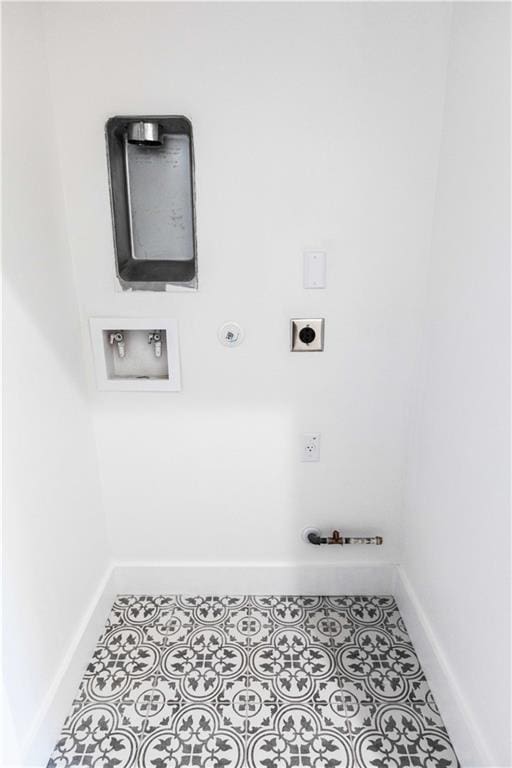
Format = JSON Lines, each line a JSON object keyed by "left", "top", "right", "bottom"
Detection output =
{"left": 105, "top": 115, "right": 197, "bottom": 291}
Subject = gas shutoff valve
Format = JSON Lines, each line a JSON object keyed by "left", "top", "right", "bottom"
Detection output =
{"left": 148, "top": 331, "right": 162, "bottom": 358}
{"left": 109, "top": 331, "right": 125, "bottom": 358}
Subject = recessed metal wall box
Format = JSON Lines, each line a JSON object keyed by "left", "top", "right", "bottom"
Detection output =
{"left": 105, "top": 116, "right": 197, "bottom": 292}
{"left": 291, "top": 318, "right": 325, "bottom": 351}
{"left": 89, "top": 318, "right": 181, "bottom": 391}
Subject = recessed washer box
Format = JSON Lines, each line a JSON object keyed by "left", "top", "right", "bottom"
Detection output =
{"left": 90, "top": 318, "right": 181, "bottom": 391}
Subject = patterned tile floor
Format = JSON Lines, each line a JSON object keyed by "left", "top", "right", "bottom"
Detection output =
{"left": 47, "top": 595, "right": 459, "bottom": 767}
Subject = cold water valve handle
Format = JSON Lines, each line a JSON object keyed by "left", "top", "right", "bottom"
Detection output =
{"left": 109, "top": 331, "right": 125, "bottom": 359}
{"left": 148, "top": 331, "right": 162, "bottom": 358}
{"left": 304, "top": 528, "right": 383, "bottom": 546}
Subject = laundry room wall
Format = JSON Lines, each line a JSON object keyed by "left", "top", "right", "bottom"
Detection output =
{"left": 402, "top": 4, "right": 511, "bottom": 765}
{"left": 42, "top": 2, "right": 452, "bottom": 566}
{"left": 2, "top": 3, "right": 109, "bottom": 760}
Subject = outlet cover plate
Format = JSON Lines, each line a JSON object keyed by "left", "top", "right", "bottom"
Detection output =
{"left": 303, "top": 250, "right": 327, "bottom": 289}
{"left": 301, "top": 433, "right": 321, "bottom": 462}
{"left": 291, "top": 318, "right": 325, "bottom": 352}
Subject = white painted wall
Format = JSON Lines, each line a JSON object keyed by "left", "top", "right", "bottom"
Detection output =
{"left": 2, "top": 4, "right": 109, "bottom": 762}
{"left": 42, "top": 1, "right": 451, "bottom": 565}
{"left": 402, "top": 4, "right": 510, "bottom": 765}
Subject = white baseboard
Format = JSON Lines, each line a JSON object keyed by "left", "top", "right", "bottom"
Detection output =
{"left": 113, "top": 560, "right": 396, "bottom": 596}
{"left": 20, "top": 565, "right": 117, "bottom": 768}
{"left": 394, "top": 566, "right": 494, "bottom": 768}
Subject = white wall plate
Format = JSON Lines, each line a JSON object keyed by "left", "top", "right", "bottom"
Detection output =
{"left": 303, "top": 250, "right": 327, "bottom": 289}
{"left": 89, "top": 317, "right": 181, "bottom": 391}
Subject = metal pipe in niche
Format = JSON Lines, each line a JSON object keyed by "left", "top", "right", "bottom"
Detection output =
{"left": 126, "top": 120, "right": 163, "bottom": 146}
{"left": 308, "top": 529, "right": 383, "bottom": 546}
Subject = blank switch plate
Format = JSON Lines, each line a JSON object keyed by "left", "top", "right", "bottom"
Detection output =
{"left": 303, "top": 250, "right": 326, "bottom": 289}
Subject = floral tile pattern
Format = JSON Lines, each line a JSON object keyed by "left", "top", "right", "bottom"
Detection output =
{"left": 47, "top": 595, "right": 459, "bottom": 768}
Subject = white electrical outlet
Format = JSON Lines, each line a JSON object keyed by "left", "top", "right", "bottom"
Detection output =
{"left": 301, "top": 433, "right": 321, "bottom": 462}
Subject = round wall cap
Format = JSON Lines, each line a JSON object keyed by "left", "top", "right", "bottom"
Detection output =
{"left": 218, "top": 322, "right": 244, "bottom": 347}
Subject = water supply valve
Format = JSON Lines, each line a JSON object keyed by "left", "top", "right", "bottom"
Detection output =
{"left": 109, "top": 331, "right": 125, "bottom": 358}
{"left": 302, "top": 527, "right": 383, "bottom": 546}
{"left": 148, "top": 331, "right": 162, "bottom": 358}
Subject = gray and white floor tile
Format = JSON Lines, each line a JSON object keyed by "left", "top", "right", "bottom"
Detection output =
{"left": 47, "top": 594, "right": 459, "bottom": 767}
